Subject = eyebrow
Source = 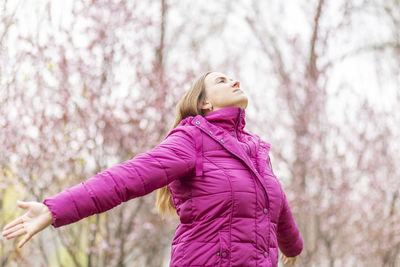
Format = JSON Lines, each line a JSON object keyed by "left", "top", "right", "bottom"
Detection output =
{"left": 214, "top": 76, "right": 233, "bottom": 83}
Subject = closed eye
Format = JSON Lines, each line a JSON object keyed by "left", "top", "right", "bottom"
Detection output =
{"left": 215, "top": 77, "right": 232, "bottom": 84}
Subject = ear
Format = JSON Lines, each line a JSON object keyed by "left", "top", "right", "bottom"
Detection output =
{"left": 201, "top": 100, "right": 212, "bottom": 111}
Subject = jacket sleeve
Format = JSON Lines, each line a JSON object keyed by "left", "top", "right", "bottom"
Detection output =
{"left": 277, "top": 190, "right": 303, "bottom": 257}
{"left": 42, "top": 127, "right": 197, "bottom": 228}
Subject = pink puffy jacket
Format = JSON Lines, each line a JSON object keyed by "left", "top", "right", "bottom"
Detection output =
{"left": 43, "top": 106, "right": 303, "bottom": 267}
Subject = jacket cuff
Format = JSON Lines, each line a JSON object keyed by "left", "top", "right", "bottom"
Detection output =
{"left": 283, "top": 235, "right": 303, "bottom": 257}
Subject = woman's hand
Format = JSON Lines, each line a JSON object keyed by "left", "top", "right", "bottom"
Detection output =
{"left": 1, "top": 200, "right": 54, "bottom": 248}
{"left": 280, "top": 253, "right": 297, "bottom": 265}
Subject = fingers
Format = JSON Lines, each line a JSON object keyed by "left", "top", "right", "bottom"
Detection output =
{"left": 18, "top": 233, "right": 32, "bottom": 248}
{"left": 280, "top": 254, "right": 296, "bottom": 265}
{"left": 3, "top": 227, "right": 26, "bottom": 239}
{"left": 2, "top": 223, "right": 24, "bottom": 238}
{"left": 285, "top": 258, "right": 296, "bottom": 265}
{"left": 1, "top": 201, "right": 34, "bottom": 249}
{"left": 281, "top": 254, "right": 287, "bottom": 264}
{"left": 17, "top": 200, "right": 29, "bottom": 209}
{"left": 2, "top": 216, "right": 23, "bottom": 232}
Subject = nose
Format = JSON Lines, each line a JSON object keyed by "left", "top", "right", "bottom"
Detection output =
{"left": 232, "top": 80, "right": 240, "bottom": 88}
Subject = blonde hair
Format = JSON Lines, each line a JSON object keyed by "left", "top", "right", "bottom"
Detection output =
{"left": 155, "top": 71, "right": 212, "bottom": 219}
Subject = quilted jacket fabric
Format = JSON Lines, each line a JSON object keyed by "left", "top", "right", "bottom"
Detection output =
{"left": 43, "top": 106, "right": 303, "bottom": 267}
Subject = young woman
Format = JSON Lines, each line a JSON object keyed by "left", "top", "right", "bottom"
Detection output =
{"left": 2, "top": 71, "right": 303, "bottom": 266}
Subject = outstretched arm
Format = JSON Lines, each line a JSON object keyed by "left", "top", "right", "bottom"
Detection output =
{"left": 43, "top": 127, "right": 197, "bottom": 227}
{"left": 1, "top": 126, "right": 197, "bottom": 247}
{"left": 277, "top": 190, "right": 303, "bottom": 258}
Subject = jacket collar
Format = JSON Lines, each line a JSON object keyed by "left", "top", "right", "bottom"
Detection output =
{"left": 170, "top": 106, "right": 271, "bottom": 196}
{"left": 204, "top": 106, "right": 246, "bottom": 136}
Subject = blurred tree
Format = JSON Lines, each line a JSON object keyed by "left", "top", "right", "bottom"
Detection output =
{"left": 1, "top": 0, "right": 399, "bottom": 266}
{"left": 1, "top": 0, "right": 231, "bottom": 266}
{"left": 244, "top": 0, "right": 400, "bottom": 266}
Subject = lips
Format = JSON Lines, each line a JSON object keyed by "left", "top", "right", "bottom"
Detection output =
{"left": 233, "top": 88, "right": 242, "bottom": 93}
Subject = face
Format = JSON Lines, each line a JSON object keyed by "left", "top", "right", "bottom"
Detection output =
{"left": 202, "top": 72, "right": 248, "bottom": 114}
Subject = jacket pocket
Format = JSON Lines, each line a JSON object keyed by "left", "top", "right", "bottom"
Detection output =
{"left": 216, "top": 230, "right": 230, "bottom": 266}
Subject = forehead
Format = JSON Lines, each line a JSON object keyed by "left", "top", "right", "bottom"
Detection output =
{"left": 205, "top": 72, "right": 228, "bottom": 85}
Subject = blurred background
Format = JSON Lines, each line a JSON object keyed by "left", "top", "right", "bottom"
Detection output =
{"left": 0, "top": 0, "right": 399, "bottom": 266}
